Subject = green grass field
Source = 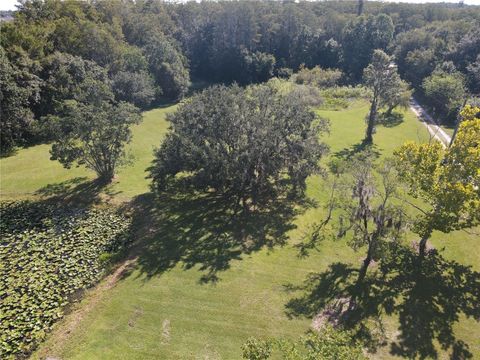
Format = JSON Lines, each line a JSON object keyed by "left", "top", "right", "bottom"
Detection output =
{"left": 0, "top": 106, "right": 173, "bottom": 202}
{"left": 2, "top": 101, "right": 478, "bottom": 359}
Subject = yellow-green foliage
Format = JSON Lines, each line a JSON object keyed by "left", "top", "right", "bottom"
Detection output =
{"left": 394, "top": 105, "right": 480, "bottom": 237}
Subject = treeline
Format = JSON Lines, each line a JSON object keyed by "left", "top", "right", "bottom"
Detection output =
{"left": 394, "top": 18, "right": 480, "bottom": 122}
{"left": 0, "top": 0, "right": 190, "bottom": 153}
{"left": 1, "top": 0, "right": 479, "bottom": 153}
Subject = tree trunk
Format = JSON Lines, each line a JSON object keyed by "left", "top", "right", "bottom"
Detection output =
{"left": 418, "top": 234, "right": 429, "bottom": 258}
{"left": 349, "top": 243, "right": 373, "bottom": 311}
{"left": 357, "top": 250, "right": 372, "bottom": 285}
{"left": 385, "top": 105, "right": 394, "bottom": 117}
{"left": 98, "top": 169, "right": 114, "bottom": 184}
{"left": 365, "top": 97, "right": 377, "bottom": 144}
{"left": 242, "top": 196, "right": 249, "bottom": 215}
{"left": 357, "top": 0, "right": 364, "bottom": 16}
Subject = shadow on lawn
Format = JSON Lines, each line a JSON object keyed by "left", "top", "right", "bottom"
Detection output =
{"left": 377, "top": 112, "right": 404, "bottom": 128}
{"left": 2, "top": 177, "right": 123, "bottom": 236}
{"left": 333, "top": 142, "right": 380, "bottom": 160}
{"left": 285, "top": 245, "right": 480, "bottom": 359}
{"left": 35, "top": 177, "right": 121, "bottom": 206}
{"left": 123, "top": 185, "right": 307, "bottom": 283}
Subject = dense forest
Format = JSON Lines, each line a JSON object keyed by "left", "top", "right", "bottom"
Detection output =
{"left": 1, "top": 0, "right": 479, "bottom": 154}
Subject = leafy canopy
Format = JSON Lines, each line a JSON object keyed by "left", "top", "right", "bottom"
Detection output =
{"left": 342, "top": 14, "right": 394, "bottom": 81}
{"left": 0, "top": 46, "right": 40, "bottom": 153}
{"left": 38, "top": 51, "right": 113, "bottom": 117}
{"left": 422, "top": 69, "right": 466, "bottom": 121}
{"left": 363, "top": 49, "right": 409, "bottom": 143}
{"left": 49, "top": 100, "right": 141, "bottom": 181}
{"left": 394, "top": 105, "right": 480, "bottom": 241}
{"left": 150, "top": 84, "right": 329, "bottom": 207}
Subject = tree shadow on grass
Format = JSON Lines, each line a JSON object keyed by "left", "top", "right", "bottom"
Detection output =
{"left": 284, "top": 245, "right": 480, "bottom": 358}
{"left": 123, "top": 184, "right": 307, "bottom": 283}
{"left": 377, "top": 112, "right": 404, "bottom": 128}
{"left": 0, "top": 147, "right": 18, "bottom": 158}
{"left": 0, "top": 177, "right": 122, "bottom": 234}
{"left": 284, "top": 262, "right": 389, "bottom": 352}
{"left": 284, "top": 262, "right": 357, "bottom": 319}
{"left": 35, "top": 177, "right": 121, "bottom": 206}
{"left": 381, "top": 246, "right": 480, "bottom": 359}
{"left": 333, "top": 142, "right": 380, "bottom": 161}
{"left": 35, "top": 177, "right": 88, "bottom": 197}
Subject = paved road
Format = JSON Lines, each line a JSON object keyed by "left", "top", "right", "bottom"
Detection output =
{"left": 409, "top": 98, "right": 451, "bottom": 147}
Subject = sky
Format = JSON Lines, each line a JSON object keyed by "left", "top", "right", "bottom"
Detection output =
{"left": 1, "top": 0, "right": 480, "bottom": 11}
{"left": 0, "top": 0, "right": 18, "bottom": 11}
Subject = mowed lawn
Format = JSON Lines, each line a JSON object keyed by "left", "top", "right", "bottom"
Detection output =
{"left": 0, "top": 106, "right": 173, "bottom": 202}
{"left": 2, "top": 101, "right": 478, "bottom": 359}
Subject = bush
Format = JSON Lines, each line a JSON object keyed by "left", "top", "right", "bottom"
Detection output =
{"left": 266, "top": 78, "right": 323, "bottom": 107}
{"left": 319, "top": 86, "right": 371, "bottom": 110}
{"left": 422, "top": 70, "right": 466, "bottom": 124}
{"left": 241, "top": 326, "right": 367, "bottom": 360}
{"left": 292, "top": 66, "right": 343, "bottom": 88}
{"left": 111, "top": 70, "right": 157, "bottom": 108}
{"left": 242, "top": 338, "right": 273, "bottom": 360}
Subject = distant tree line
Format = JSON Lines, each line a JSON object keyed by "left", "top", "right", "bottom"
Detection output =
{"left": 394, "top": 20, "right": 479, "bottom": 122}
{"left": 1, "top": 0, "right": 479, "bottom": 154}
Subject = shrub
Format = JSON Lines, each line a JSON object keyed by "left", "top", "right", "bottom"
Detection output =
{"left": 319, "top": 86, "right": 371, "bottom": 110}
{"left": 241, "top": 326, "right": 366, "bottom": 360}
{"left": 292, "top": 66, "right": 343, "bottom": 88}
{"left": 242, "top": 338, "right": 273, "bottom": 360}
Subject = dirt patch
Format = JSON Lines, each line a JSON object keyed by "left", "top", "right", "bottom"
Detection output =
{"left": 128, "top": 307, "right": 144, "bottom": 328}
{"left": 161, "top": 319, "right": 171, "bottom": 344}
{"left": 411, "top": 240, "right": 436, "bottom": 255}
{"left": 311, "top": 296, "right": 352, "bottom": 331}
{"left": 33, "top": 258, "right": 137, "bottom": 359}
{"left": 358, "top": 257, "right": 378, "bottom": 268}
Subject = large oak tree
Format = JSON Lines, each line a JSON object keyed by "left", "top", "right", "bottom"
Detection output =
{"left": 149, "top": 84, "right": 329, "bottom": 209}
